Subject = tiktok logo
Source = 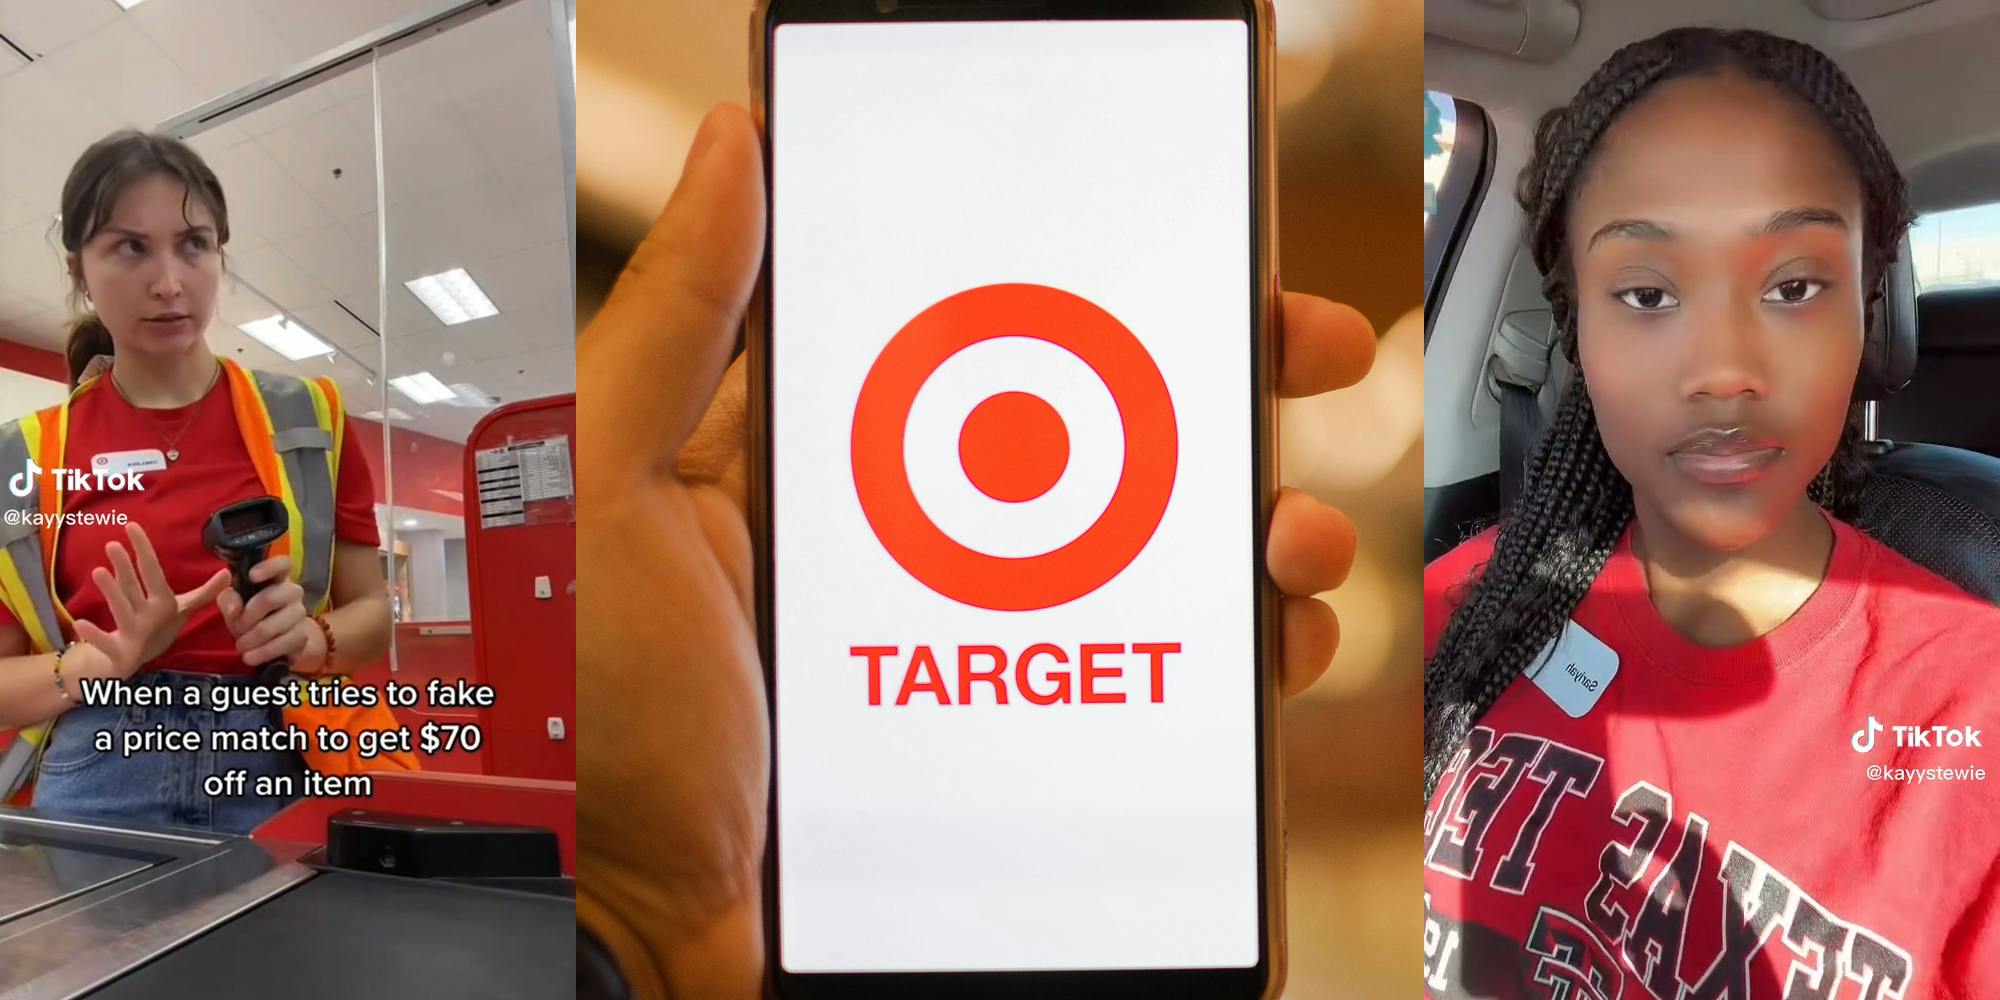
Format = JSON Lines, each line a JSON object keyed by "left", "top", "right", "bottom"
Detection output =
{"left": 7, "top": 458, "right": 40, "bottom": 498}
{"left": 1851, "top": 715, "right": 1883, "bottom": 753}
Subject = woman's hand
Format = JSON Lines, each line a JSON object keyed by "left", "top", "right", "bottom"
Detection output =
{"left": 215, "top": 555, "right": 318, "bottom": 671}
{"left": 579, "top": 104, "right": 1374, "bottom": 997}
{"left": 74, "top": 522, "right": 232, "bottom": 677}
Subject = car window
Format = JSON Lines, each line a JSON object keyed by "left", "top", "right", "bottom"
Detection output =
{"left": 1909, "top": 201, "right": 2000, "bottom": 293}
{"left": 1424, "top": 90, "right": 1457, "bottom": 229}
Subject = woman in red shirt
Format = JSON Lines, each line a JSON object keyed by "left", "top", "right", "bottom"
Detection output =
{"left": 0, "top": 131, "right": 392, "bottom": 834}
{"left": 1422, "top": 28, "right": 2000, "bottom": 997}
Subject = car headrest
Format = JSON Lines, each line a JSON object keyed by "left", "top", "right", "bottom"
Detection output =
{"left": 1856, "top": 234, "right": 1917, "bottom": 401}
{"left": 1858, "top": 441, "right": 2000, "bottom": 605}
{"left": 1914, "top": 285, "right": 2000, "bottom": 352}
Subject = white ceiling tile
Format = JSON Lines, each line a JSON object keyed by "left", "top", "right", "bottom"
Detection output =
{"left": 185, "top": 126, "right": 247, "bottom": 160}
{"left": 255, "top": 96, "right": 378, "bottom": 221}
{"left": 0, "top": 63, "right": 126, "bottom": 164}
{"left": 456, "top": 82, "right": 560, "bottom": 175}
{"left": 198, "top": 121, "right": 252, "bottom": 146}
{"left": 0, "top": 0, "right": 119, "bottom": 59}
{"left": 498, "top": 301, "right": 573, "bottom": 356}
{"left": 378, "top": 103, "right": 486, "bottom": 205}
{"left": 275, "top": 350, "right": 356, "bottom": 383}
{"left": 227, "top": 243, "right": 334, "bottom": 314}
{"left": 371, "top": 277, "right": 440, "bottom": 341}
{"left": 0, "top": 220, "right": 67, "bottom": 301}
{"left": 0, "top": 189, "right": 39, "bottom": 232}
{"left": 215, "top": 281, "right": 276, "bottom": 328}
{"left": 393, "top": 326, "right": 489, "bottom": 377}
{"left": 129, "top": 0, "right": 301, "bottom": 100}
{"left": 38, "top": 19, "right": 205, "bottom": 127}
{"left": 5, "top": 307, "right": 68, "bottom": 351}
{"left": 222, "top": 224, "right": 268, "bottom": 256}
{"left": 199, "top": 139, "right": 334, "bottom": 243}
{"left": 232, "top": 60, "right": 369, "bottom": 139}
{"left": 209, "top": 316, "right": 284, "bottom": 368}
{"left": 497, "top": 154, "right": 566, "bottom": 246}
{"left": 471, "top": 240, "right": 568, "bottom": 315}
{"left": 253, "top": 0, "right": 402, "bottom": 65}
{"left": 277, "top": 222, "right": 376, "bottom": 306}
{"left": 386, "top": 179, "right": 535, "bottom": 282}
{"left": 0, "top": 285, "right": 39, "bottom": 323}
{"left": 289, "top": 299, "right": 381, "bottom": 357}
{"left": 479, "top": 343, "right": 574, "bottom": 404}
{"left": 342, "top": 211, "right": 378, "bottom": 251}
{"left": 0, "top": 126, "right": 70, "bottom": 229}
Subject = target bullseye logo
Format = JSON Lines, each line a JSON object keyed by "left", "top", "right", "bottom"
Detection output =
{"left": 851, "top": 283, "right": 1177, "bottom": 611}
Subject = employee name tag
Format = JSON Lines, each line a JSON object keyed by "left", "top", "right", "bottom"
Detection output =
{"left": 1526, "top": 619, "right": 1618, "bottom": 718}
{"left": 90, "top": 449, "right": 168, "bottom": 477}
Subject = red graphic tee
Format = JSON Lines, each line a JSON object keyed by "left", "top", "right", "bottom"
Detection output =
{"left": 1423, "top": 511, "right": 2000, "bottom": 1000}
{"left": 0, "top": 374, "right": 380, "bottom": 675}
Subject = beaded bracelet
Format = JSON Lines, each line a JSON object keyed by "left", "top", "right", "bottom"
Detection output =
{"left": 312, "top": 613, "right": 336, "bottom": 672}
{"left": 51, "top": 641, "right": 78, "bottom": 701}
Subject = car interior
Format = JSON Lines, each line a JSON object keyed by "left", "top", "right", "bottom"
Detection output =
{"left": 1422, "top": 0, "right": 2000, "bottom": 603}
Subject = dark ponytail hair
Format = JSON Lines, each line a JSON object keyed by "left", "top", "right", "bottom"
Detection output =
{"left": 57, "top": 130, "right": 230, "bottom": 389}
{"left": 1422, "top": 28, "right": 1913, "bottom": 797}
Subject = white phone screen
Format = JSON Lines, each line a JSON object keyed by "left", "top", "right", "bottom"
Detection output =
{"left": 771, "top": 18, "right": 1256, "bottom": 973}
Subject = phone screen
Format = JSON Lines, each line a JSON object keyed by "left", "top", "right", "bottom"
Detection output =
{"left": 770, "top": 18, "right": 1257, "bottom": 974}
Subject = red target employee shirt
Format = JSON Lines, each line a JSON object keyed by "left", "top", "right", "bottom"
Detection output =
{"left": 1422, "top": 511, "right": 2000, "bottom": 1000}
{"left": 0, "top": 373, "right": 381, "bottom": 676}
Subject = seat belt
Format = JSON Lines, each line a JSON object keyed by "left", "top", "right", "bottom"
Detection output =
{"left": 1499, "top": 382, "right": 1543, "bottom": 509}
{"left": 1487, "top": 310, "right": 1557, "bottom": 509}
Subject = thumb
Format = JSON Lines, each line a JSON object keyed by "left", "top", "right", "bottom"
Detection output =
{"left": 74, "top": 619, "right": 113, "bottom": 655}
{"left": 580, "top": 102, "right": 766, "bottom": 489}
{"left": 180, "top": 568, "right": 233, "bottom": 611}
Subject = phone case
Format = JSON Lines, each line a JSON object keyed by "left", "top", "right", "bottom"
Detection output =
{"left": 745, "top": 3, "right": 1282, "bottom": 994}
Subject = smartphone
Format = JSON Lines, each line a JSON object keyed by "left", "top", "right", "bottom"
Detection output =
{"left": 749, "top": 1, "right": 1279, "bottom": 995}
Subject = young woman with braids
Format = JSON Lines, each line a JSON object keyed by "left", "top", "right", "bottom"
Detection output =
{"left": 1421, "top": 28, "right": 2000, "bottom": 996}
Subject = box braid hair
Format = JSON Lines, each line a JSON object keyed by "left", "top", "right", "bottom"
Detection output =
{"left": 1422, "top": 27, "right": 1912, "bottom": 799}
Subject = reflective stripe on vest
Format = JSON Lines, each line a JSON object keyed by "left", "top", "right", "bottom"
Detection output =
{"left": 250, "top": 368, "right": 339, "bottom": 613}
{"left": 0, "top": 414, "right": 63, "bottom": 655}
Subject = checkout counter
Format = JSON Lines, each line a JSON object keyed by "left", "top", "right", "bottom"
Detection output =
{"left": 0, "top": 773, "right": 575, "bottom": 998}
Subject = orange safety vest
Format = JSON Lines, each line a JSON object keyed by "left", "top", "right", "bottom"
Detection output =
{"left": 0, "top": 358, "right": 414, "bottom": 802}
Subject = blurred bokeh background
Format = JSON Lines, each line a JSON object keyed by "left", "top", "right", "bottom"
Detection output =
{"left": 576, "top": 1, "right": 1420, "bottom": 993}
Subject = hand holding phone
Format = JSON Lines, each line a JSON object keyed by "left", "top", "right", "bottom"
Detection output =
{"left": 577, "top": 101, "right": 1371, "bottom": 999}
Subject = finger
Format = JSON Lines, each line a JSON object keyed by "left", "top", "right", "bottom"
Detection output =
{"left": 240, "top": 584, "right": 303, "bottom": 630}
{"left": 242, "top": 631, "right": 305, "bottom": 667}
{"left": 94, "top": 564, "right": 138, "bottom": 625}
{"left": 1278, "top": 596, "right": 1340, "bottom": 699}
{"left": 677, "top": 354, "right": 750, "bottom": 516}
{"left": 239, "top": 611, "right": 303, "bottom": 659}
{"left": 248, "top": 555, "right": 291, "bottom": 585}
{"left": 105, "top": 542, "right": 143, "bottom": 605}
{"left": 241, "top": 616, "right": 306, "bottom": 665}
{"left": 1266, "top": 487, "right": 1358, "bottom": 596}
{"left": 1277, "top": 292, "right": 1376, "bottom": 398}
{"left": 125, "top": 522, "right": 170, "bottom": 598}
{"left": 582, "top": 102, "right": 766, "bottom": 485}
{"left": 182, "top": 569, "right": 234, "bottom": 611}
{"left": 216, "top": 587, "right": 244, "bottom": 632}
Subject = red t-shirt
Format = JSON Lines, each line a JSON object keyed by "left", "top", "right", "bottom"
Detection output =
{"left": 1422, "top": 511, "right": 2000, "bottom": 1000}
{"left": 0, "top": 372, "right": 380, "bottom": 675}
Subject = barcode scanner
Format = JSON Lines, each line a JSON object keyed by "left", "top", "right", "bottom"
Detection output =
{"left": 204, "top": 496, "right": 291, "bottom": 687}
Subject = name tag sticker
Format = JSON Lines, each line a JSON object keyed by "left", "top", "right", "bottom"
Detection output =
{"left": 1526, "top": 619, "right": 1619, "bottom": 718}
{"left": 91, "top": 449, "right": 167, "bottom": 477}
